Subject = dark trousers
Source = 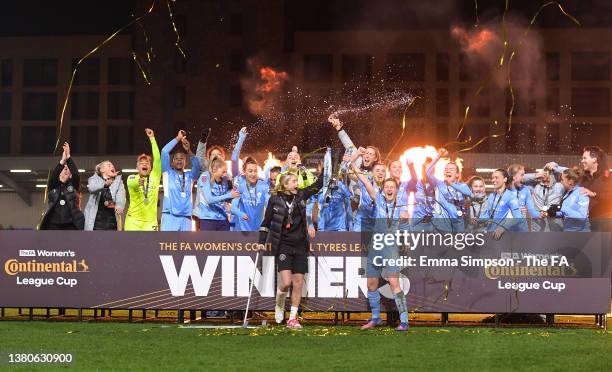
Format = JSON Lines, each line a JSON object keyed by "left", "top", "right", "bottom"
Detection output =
{"left": 199, "top": 219, "right": 230, "bottom": 231}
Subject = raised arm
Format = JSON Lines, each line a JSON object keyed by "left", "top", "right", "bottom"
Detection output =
{"left": 197, "top": 127, "right": 211, "bottom": 171}
{"left": 426, "top": 148, "right": 447, "bottom": 185}
{"left": 145, "top": 129, "right": 162, "bottom": 180}
{"left": 450, "top": 182, "right": 473, "bottom": 197}
{"left": 352, "top": 162, "right": 378, "bottom": 201}
{"left": 162, "top": 131, "right": 184, "bottom": 172}
{"left": 231, "top": 127, "right": 247, "bottom": 177}
{"left": 301, "top": 172, "right": 324, "bottom": 201}
{"left": 405, "top": 159, "right": 418, "bottom": 192}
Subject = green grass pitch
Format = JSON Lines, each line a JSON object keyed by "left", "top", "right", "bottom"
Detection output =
{"left": 1, "top": 322, "right": 611, "bottom": 371}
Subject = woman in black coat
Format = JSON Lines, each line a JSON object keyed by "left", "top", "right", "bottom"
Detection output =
{"left": 39, "top": 143, "right": 85, "bottom": 230}
{"left": 258, "top": 169, "right": 323, "bottom": 329}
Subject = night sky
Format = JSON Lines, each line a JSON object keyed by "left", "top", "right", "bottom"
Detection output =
{"left": 2, "top": 0, "right": 612, "bottom": 38}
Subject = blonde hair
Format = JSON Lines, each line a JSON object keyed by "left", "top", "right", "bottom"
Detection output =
{"left": 95, "top": 160, "right": 112, "bottom": 176}
{"left": 273, "top": 172, "right": 297, "bottom": 195}
{"left": 209, "top": 156, "right": 226, "bottom": 174}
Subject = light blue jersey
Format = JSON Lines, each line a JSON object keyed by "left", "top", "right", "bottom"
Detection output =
{"left": 231, "top": 177, "right": 270, "bottom": 231}
{"left": 507, "top": 185, "right": 538, "bottom": 231}
{"left": 373, "top": 192, "right": 409, "bottom": 232}
{"left": 195, "top": 171, "right": 233, "bottom": 220}
{"left": 161, "top": 138, "right": 202, "bottom": 219}
{"left": 482, "top": 189, "right": 523, "bottom": 232}
{"left": 308, "top": 181, "right": 352, "bottom": 231}
{"left": 228, "top": 129, "right": 272, "bottom": 231}
{"left": 353, "top": 177, "right": 379, "bottom": 232}
{"left": 557, "top": 186, "right": 590, "bottom": 232}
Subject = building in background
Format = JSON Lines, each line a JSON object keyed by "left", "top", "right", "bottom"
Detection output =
{"left": 0, "top": 0, "right": 611, "bottom": 227}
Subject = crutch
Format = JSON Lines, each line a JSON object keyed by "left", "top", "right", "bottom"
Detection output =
{"left": 242, "top": 251, "right": 261, "bottom": 328}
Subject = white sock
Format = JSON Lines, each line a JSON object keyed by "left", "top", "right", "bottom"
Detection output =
{"left": 289, "top": 306, "right": 299, "bottom": 320}
{"left": 276, "top": 289, "right": 288, "bottom": 308}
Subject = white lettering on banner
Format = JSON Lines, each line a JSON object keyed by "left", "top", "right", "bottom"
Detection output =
{"left": 345, "top": 257, "right": 368, "bottom": 298}
{"left": 318, "top": 257, "right": 344, "bottom": 298}
{"left": 159, "top": 255, "right": 410, "bottom": 298}
{"left": 236, "top": 256, "right": 275, "bottom": 297}
{"left": 159, "top": 255, "right": 219, "bottom": 296}
{"left": 222, "top": 256, "right": 234, "bottom": 296}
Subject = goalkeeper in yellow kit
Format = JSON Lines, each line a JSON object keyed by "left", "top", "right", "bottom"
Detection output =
{"left": 125, "top": 128, "right": 161, "bottom": 231}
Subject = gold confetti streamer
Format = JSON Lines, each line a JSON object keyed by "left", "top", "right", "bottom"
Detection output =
{"left": 384, "top": 96, "right": 419, "bottom": 162}
{"left": 455, "top": 0, "right": 580, "bottom": 152}
{"left": 166, "top": 0, "right": 186, "bottom": 58}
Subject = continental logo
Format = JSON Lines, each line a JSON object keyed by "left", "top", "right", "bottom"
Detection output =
{"left": 485, "top": 263, "right": 577, "bottom": 279}
{"left": 4, "top": 259, "right": 90, "bottom": 276}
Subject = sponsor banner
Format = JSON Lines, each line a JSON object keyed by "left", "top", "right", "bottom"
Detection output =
{"left": 0, "top": 231, "right": 610, "bottom": 313}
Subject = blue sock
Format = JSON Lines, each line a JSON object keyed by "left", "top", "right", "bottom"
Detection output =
{"left": 367, "top": 290, "right": 381, "bottom": 320}
{"left": 393, "top": 291, "right": 408, "bottom": 324}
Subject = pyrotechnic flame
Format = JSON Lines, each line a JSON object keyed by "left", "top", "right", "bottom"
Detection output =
{"left": 397, "top": 146, "right": 463, "bottom": 182}
{"left": 256, "top": 67, "right": 288, "bottom": 94}
{"left": 244, "top": 64, "right": 289, "bottom": 116}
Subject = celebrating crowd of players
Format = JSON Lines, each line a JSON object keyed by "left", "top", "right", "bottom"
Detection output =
{"left": 38, "top": 117, "right": 610, "bottom": 330}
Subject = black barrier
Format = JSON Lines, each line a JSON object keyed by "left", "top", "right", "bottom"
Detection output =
{"left": 0, "top": 231, "right": 610, "bottom": 315}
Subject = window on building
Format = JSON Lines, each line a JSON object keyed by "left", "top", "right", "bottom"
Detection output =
{"left": 546, "top": 53, "right": 560, "bottom": 81}
{"left": 436, "top": 88, "right": 449, "bottom": 117}
{"left": 23, "top": 59, "right": 57, "bottom": 86}
{"left": 571, "top": 87, "right": 610, "bottom": 117}
{"left": 108, "top": 92, "right": 134, "bottom": 119}
{"left": 174, "top": 50, "right": 187, "bottom": 73}
{"left": 460, "top": 88, "right": 489, "bottom": 117}
{"left": 229, "top": 84, "right": 242, "bottom": 107}
{"left": 572, "top": 52, "right": 609, "bottom": 81}
{"left": 341, "top": 54, "right": 372, "bottom": 83}
{"left": 1, "top": 59, "right": 12, "bottom": 86}
{"left": 546, "top": 87, "right": 560, "bottom": 115}
{"left": 21, "top": 126, "right": 55, "bottom": 154}
{"left": 107, "top": 126, "right": 134, "bottom": 154}
{"left": 0, "top": 127, "right": 10, "bottom": 153}
{"left": 230, "top": 49, "right": 244, "bottom": 72}
{"left": 175, "top": 86, "right": 186, "bottom": 109}
{"left": 230, "top": 13, "right": 243, "bottom": 36}
{"left": 570, "top": 122, "right": 609, "bottom": 153}
{"left": 108, "top": 58, "right": 134, "bottom": 85}
{"left": 459, "top": 53, "right": 483, "bottom": 82}
{"left": 303, "top": 54, "right": 333, "bottom": 83}
{"left": 506, "top": 89, "right": 536, "bottom": 117}
{"left": 544, "top": 123, "right": 560, "bottom": 154}
{"left": 436, "top": 122, "right": 448, "bottom": 143}
{"left": 0, "top": 92, "right": 11, "bottom": 120}
{"left": 22, "top": 93, "right": 56, "bottom": 120}
{"left": 73, "top": 58, "right": 100, "bottom": 85}
{"left": 386, "top": 53, "right": 425, "bottom": 82}
{"left": 70, "top": 126, "right": 98, "bottom": 154}
{"left": 436, "top": 53, "right": 449, "bottom": 82}
{"left": 71, "top": 92, "right": 99, "bottom": 120}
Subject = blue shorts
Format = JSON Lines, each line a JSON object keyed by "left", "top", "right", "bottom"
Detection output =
{"left": 160, "top": 213, "right": 192, "bottom": 231}
{"left": 366, "top": 243, "right": 401, "bottom": 277}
